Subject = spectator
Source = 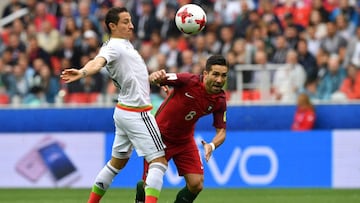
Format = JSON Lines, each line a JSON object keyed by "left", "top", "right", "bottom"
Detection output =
{"left": 7, "top": 63, "right": 32, "bottom": 102}
{"left": 37, "top": 21, "right": 62, "bottom": 54}
{"left": 132, "top": 0, "right": 160, "bottom": 42}
{"left": 2, "top": 47, "right": 17, "bottom": 66}
{"left": 335, "top": 13, "right": 355, "bottom": 41}
{"left": 271, "top": 35, "right": 288, "bottom": 64}
{"left": 80, "top": 30, "right": 100, "bottom": 55}
{"left": 252, "top": 50, "right": 272, "bottom": 99}
{"left": 75, "top": 0, "right": 101, "bottom": 35}
{"left": 160, "top": 35, "right": 182, "bottom": 69}
{"left": 305, "top": 25, "right": 321, "bottom": 57}
{"left": 31, "top": 63, "right": 60, "bottom": 103}
{"left": 179, "top": 49, "right": 194, "bottom": 73}
{"left": 7, "top": 32, "right": 26, "bottom": 57}
{"left": 11, "top": 19, "right": 28, "bottom": 44}
{"left": 22, "top": 86, "right": 45, "bottom": 106}
{"left": 55, "top": 34, "right": 82, "bottom": 69}
{"left": 33, "top": 2, "right": 57, "bottom": 32}
{"left": 339, "top": 63, "right": 360, "bottom": 100}
{"left": 300, "top": 78, "right": 319, "bottom": 102}
{"left": 213, "top": 0, "right": 244, "bottom": 25}
{"left": 297, "top": 38, "right": 318, "bottom": 81}
{"left": 233, "top": 1, "right": 256, "bottom": 39}
{"left": 158, "top": 1, "right": 179, "bottom": 39}
{"left": 204, "top": 30, "right": 221, "bottom": 55}
{"left": 0, "top": 58, "right": 13, "bottom": 95}
{"left": 284, "top": 25, "right": 300, "bottom": 49}
{"left": 282, "top": 13, "right": 305, "bottom": 33}
{"left": 309, "top": 9, "right": 327, "bottom": 39}
{"left": 218, "top": 25, "right": 234, "bottom": 56}
{"left": 192, "top": 35, "right": 210, "bottom": 64}
{"left": 343, "top": 26, "right": 360, "bottom": 67}
{"left": 320, "top": 21, "right": 347, "bottom": 63}
{"left": 26, "top": 35, "right": 51, "bottom": 67}
{"left": 311, "top": 0, "right": 330, "bottom": 23}
{"left": 231, "top": 38, "right": 252, "bottom": 65}
{"left": 272, "top": 50, "right": 306, "bottom": 102}
{"left": 225, "top": 50, "right": 238, "bottom": 91}
{"left": 258, "top": 0, "right": 282, "bottom": 31}
{"left": 58, "top": 3, "right": 76, "bottom": 34}
{"left": 291, "top": 93, "right": 316, "bottom": 131}
{"left": 317, "top": 54, "right": 346, "bottom": 100}
{"left": 329, "top": 0, "right": 358, "bottom": 27}
{"left": 44, "top": 0, "right": 62, "bottom": 18}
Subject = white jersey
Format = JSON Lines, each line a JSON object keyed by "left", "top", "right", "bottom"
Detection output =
{"left": 96, "top": 38, "right": 152, "bottom": 110}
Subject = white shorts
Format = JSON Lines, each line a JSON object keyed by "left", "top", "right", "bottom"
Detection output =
{"left": 112, "top": 107, "right": 166, "bottom": 162}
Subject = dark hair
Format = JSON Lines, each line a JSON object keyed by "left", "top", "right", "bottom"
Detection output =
{"left": 205, "top": 55, "right": 228, "bottom": 72}
{"left": 105, "top": 7, "right": 128, "bottom": 34}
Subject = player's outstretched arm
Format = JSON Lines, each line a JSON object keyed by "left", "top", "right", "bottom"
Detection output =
{"left": 61, "top": 57, "right": 106, "bottom": 83}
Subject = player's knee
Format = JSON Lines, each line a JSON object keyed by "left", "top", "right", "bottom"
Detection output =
{"left": 187, "top": 177, "right": 204, "bottom": 193}
{"left": 148, "top": 156, "right": 168, "bottom": 166}
{"left": 110, "top": 156, "right": 129, "bottom": 170}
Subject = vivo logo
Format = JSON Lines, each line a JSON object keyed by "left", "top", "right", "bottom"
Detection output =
{"left": 165, "top": 136, "right": 279, "bottom": 186}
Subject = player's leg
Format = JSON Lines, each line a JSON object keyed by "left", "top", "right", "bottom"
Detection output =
{"left": 129, "top": 111, "right": 168, "bottom": 203}
{"left": 173, "top": 140, "right": 204, "bottom": 203}
{"left": 174, "top": 174, "right": 204, "bottom": 203}
{"left": 87, "top": 157, "right": 129, "bottom": 203}
{"left": 88, "top": 107, "right": 133, "bottom": 203}
{"left": 135, "top": 159, "right": 149, "bottom": 203}
{"left": 144, "top": 157, "right": 167, "bottom": 203}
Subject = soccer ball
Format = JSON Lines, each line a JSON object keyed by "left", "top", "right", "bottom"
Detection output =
{"left": 175, "top": 4, "right": 207, "bottom": 35}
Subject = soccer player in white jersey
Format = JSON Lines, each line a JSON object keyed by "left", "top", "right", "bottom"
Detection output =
{"left": 60, "top": 7, "right": 167, "bottom": 203}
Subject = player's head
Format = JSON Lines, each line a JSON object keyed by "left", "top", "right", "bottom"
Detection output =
{"left": 203, "top": 55, "right": 228, "bottom": 94}
{"left": 105, "top": 7, "right": 134, "bottom": 39}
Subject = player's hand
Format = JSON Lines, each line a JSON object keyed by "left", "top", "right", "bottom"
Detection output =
{"left": 149, "top": 69, "right": 167, "bottom": 84}
{"left": 201, "top": 140, "right": 213, "bottom": 162}
{"left": 60, "top": 68, "right": 82, "bottom": 83}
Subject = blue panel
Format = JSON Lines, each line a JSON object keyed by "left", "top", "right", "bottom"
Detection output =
{"left": 199, "top": 131, "right": 332, "bottom": 188}
{"left": 104, "top": 131, "right": 332, "bottom": 188}
{"left": 0, "top": 104, "right": 359, "bottom": 132}
{"left": 195, "top": 104, "right": 360, "bottom": 131}
{"left": 0, "top": 108, "right": 115, "bottom": 132}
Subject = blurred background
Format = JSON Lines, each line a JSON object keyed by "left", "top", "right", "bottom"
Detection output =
{"left": 0, "top": 0, "right": 359, "bottom": 190}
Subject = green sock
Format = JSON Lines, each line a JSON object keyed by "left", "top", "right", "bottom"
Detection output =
{"left": 135, "top": 180, "right": 145, "bottom": 202}
{"left": 174, "top": 186, "right": 198, "bottom": 203}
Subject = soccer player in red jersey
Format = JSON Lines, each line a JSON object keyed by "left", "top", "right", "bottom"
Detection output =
{"left": 135, "top": 55, "right": 228, "bottom": 203}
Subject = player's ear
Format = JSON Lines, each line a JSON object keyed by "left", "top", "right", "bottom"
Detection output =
{"left": 109, "top": 22, "right": 117, "bottom": 31}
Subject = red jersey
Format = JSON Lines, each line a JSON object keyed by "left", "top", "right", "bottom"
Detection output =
{"left": 156, "top": 73, "right": 227, "bottom": 144}
{"left": 291, "top": 107, "right": 315, "bottom": 131}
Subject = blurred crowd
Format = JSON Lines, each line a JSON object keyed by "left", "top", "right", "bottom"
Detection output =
{"left": 1, "top": 0, "right": 360, "bottom": 106}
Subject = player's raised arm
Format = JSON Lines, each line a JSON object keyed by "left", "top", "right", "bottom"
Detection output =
{"left": 60, "top": 57, "right": 106, "bottom": 83}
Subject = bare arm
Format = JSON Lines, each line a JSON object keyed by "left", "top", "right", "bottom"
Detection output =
{"left": 60, "top": 57, "right": 106, "bottom": 83}
{"left": 202, "top": 128, "right": 226, "bottom": 162}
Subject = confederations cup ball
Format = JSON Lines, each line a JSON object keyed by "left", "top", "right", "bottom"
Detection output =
{"left": 175, "top": 4, "right": 207, "bottom": 35}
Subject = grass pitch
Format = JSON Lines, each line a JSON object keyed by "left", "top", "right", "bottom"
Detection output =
{"left": 0, "top": 188, "right": 359, "bottom": 203}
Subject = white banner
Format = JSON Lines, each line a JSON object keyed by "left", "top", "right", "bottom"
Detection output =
{"left": 332, "top": 130, "right": 360, "bottom": 188}
{"left": 0, "top": 133, "right": 105, "bottom": 188}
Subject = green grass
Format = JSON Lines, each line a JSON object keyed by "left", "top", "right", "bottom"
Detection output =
{"left": 0, "top": 188, "right": 359, "bottom": 203}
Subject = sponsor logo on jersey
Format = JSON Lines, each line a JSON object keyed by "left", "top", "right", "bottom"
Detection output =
{"left": 185, "top": 92, "right": 194, "bottom": 99}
